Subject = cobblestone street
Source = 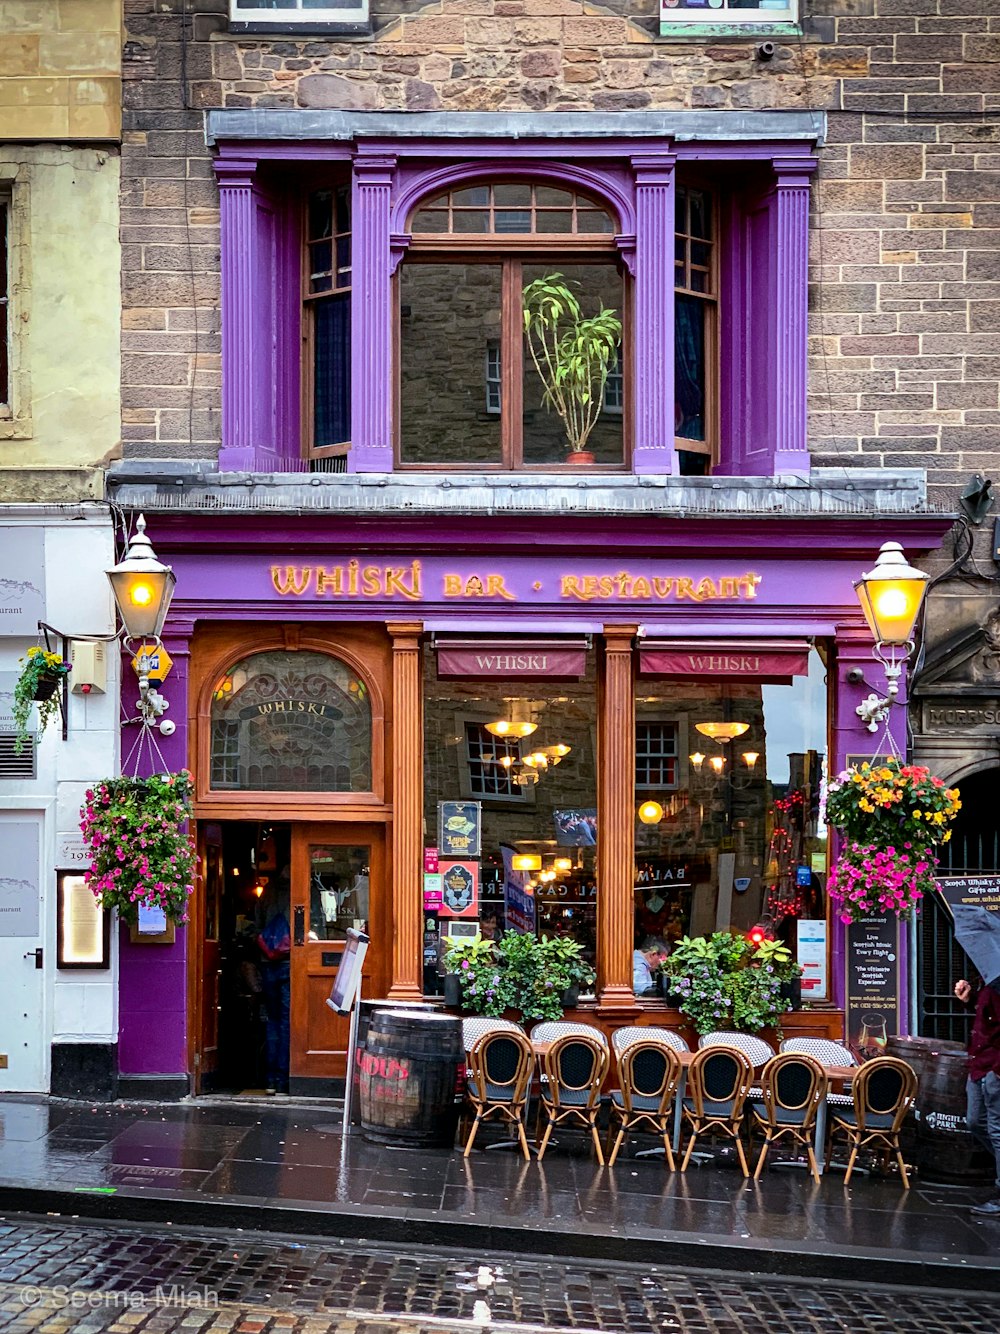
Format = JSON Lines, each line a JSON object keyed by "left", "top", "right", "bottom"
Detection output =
{"left": 0, "top": 1216, "right": 994, "bottom": 1334}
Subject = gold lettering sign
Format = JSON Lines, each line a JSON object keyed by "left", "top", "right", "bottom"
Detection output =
{"left": 269, "top": 564, "right": 763, "bottom": 604}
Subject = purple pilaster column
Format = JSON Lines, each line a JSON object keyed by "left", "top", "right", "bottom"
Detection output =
{"left": 117, "top": 623, "right": 192, "bottom": 1081}
{"left": 772, "top": 160, "right": 814, "bottom": 477}
{"left": 349, "top": 153, "right": 396, "bottom": 473}
{"left": 217, "top": 159, "right": 277, "bottom": 473}
{"left": 631, "top": 154, "right": 677, "bottom": 477}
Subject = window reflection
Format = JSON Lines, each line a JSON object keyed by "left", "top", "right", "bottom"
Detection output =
{"left": 633, "top": 648, "right": 828, "bottom": 968}
{"left": 423, "top": 652, "right": 598, "bottom": 991}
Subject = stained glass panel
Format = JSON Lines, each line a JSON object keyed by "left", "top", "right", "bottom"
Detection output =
{"left": 210, "top": 650, "right": 372, "bottom": 792}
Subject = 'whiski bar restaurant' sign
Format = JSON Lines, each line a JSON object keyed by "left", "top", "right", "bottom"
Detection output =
{"left": 270, "top": 561, "right": 764, "bottom": 604}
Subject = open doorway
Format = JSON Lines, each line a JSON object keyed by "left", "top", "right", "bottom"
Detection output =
{"left": 202, "top": 821, "right": 292, "bottom": 1094}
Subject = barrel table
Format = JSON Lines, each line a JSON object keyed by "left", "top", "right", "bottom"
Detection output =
{"left": 887, "top": 1034, "right": 992, "bottom": 1182}
{"left": 359, "top": 1008, "right": 465, "bottom": 1147}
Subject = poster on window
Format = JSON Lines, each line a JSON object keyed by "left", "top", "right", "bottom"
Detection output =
{"left": 796, "top": 918, "right": 828, "bottom": 1001}
{"left": 845, "top": 915, "right": 900, "bottom": 1063}
{"left": 0, "top": 821, "right": 40, "bottom": 938}
{"left": 0, "top": 528, "right": 45, "bottom": 636}
{"left": 439, "top": 860, "right": 479, "bottom": 917}
{"left": 438, "top": 802, "right": 481, "bottom": 859}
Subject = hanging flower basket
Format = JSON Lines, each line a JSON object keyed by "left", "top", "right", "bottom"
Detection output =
{"left": 80, "top": 770, "right": 196, "bottom": 926}
{"left": 824, "top": 760, "right": 961, "bottom": 922}
{"left": 12, "top": 647, "right": 71, "bottom": 754}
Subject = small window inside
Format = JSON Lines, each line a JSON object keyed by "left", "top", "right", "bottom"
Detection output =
{"left": 231, "top": 0, "right": 369, "bottom": 27}
{"left": 675, "top": 185, "right": 716, "bottom": 476}
{"left": 305, "top": 185, "right": 351, "bottom": 460}
{"left": 661, "top": 0, "right": 798, "bottom": 27}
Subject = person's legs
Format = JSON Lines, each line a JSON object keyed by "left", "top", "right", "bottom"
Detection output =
{"left": 274, "top": 962, "right": 290, "bottom": 1092}
{"left": 260, "top": 963, "right": 290, "bottom": 1092}
{"left": 970, "top": 1072, "right": 1000, "bottom": 1215}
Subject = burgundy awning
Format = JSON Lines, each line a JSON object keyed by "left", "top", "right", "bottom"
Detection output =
{"left": 435, "top": 636, "right": 589, "bottom": 679}
{"left": 639, "top": 639, "right": 810, "bottom": 682}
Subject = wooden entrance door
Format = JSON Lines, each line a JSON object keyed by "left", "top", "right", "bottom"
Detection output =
{"left": 290, "top": 823, "right": 387, "bottom": 1082}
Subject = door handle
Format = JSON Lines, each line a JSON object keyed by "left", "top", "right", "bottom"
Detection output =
{"left": 293, "top": 904, "right": 305, "bottom": 946}
{"left": 23, "top": 948, "right": 43, "bottom": 969}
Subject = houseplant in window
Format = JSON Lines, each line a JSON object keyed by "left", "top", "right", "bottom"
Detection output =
{"left": 444, "top": 932, "right": 594, "bottom": 1022}
{"left": 661, "top": 931, "right": 803, "bottom": 1037}
{"left": 80, "top": 769, "right": 197, "bottom": 927}
{"left": 824, "top": 760, "right": 961, "bottom": 923}
{"left": 13, "top": 647, "right": 71, "bottom": 754}
{"left": 522, "top": 273, "right": 622, "bottom": 465}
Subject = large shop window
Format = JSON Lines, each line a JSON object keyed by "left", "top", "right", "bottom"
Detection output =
{"left": 209, "top": 649, "right": 372, "bottom": 792}
{"left": 423, "top": 649, "right": 598, "bottom": 990}
{"left": 632, "top": 645, "right": 829, "bottom": 987}
{"left": 400, "top": 184, "right": 626, "bottom": 470}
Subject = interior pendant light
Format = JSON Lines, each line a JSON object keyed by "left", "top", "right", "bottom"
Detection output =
{"left": 694, "top": 721, "right": 750, "bottom": 742}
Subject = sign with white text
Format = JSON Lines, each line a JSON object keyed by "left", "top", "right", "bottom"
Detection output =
{"left": 796, "top": 918, "right": 829, "bottom": 1001}
{"left": 0, "top": 528, "right": 45, "bottom": 634}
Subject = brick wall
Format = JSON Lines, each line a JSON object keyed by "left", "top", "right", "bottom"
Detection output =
{"left": 121, "top": 0, "right": 1000, "bottom": 505}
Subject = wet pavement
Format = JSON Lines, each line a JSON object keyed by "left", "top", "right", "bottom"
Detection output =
{"left": 0, "top": 1215, "right": 995, "bottom": 1334}
{"left": 0, "top": 1096, "right": 996, "bottom": 1292}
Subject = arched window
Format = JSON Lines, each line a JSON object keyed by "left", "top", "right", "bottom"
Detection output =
{"left": 209, "top": 650, "right": 372, "bottom": 792}
{"left": 400, "top": 181, "right": 626, "bottom": 471}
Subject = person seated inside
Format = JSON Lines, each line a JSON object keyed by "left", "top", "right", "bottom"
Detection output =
{"left": 633, "top": 935, "right": 669, "bottom": 997}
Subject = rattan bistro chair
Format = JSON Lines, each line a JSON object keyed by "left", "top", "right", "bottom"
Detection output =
{"left": 462, "top": 1016, "right": 524, "bottom": 1053}
{"left": 464, "top": 1029, "right": 535, "bottom": 1161}
{"left": 825, "top": 1055, "right": 918, "bottom": 1188}
{"left": 698, "top": 1032, "right": 775, "bottom": 1068}
{"left": 751, "top": 1053, "right": 828, "bottom": 1185}
{"left": 681, "top": 1045, "right": 754, "bottom": 1176}
{"left": 537, "top": 1032, "right": 609, "bottom": 1165}
{"left": 607, "top": 1038, "right": 682, "bottom": 1168}
{"left": 612, "top": 1026, "right": 689, "bottom": 1056}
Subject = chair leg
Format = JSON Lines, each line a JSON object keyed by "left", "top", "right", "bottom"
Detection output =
{"left": 663, "top": 1130, "right": 676, "bottom": 1172}
{"left": 608, "top": 1125, "right": 626, "bottom": 1168}
{"left": 681, "top": 1126, "right": 698, "bottom": 1172}
{"left": 895, "top": 1144, "right": 910, "bottom": 1190}
{"left": 753, "top": 1135, "right": 771, "bottom": 1182}
{"left": 806, "top": 1144, "right": 821, "bottom": 1186}
{"left": 516, "top": 1115, "right": 531, "bottom": 1162}
{"left": 463, "top": 1114, "right": 481, "bottom": 1158}
{"left": 590, "top": 1115, "right": 606, "bottom": 1166}
{"left": 844, "top": 1140, "right": 860, "bottom": 1185}
{"left": 605, "top": 1114, "right": 618, "bottom": 1160}
{"left": 734, "top": 1132, "right": 750, "bottom": 1179}
{"left": 536, "top": 1117, "right": 555, "bottom": 1162}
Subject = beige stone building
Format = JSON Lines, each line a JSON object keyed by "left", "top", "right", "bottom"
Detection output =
{"left": 0, "top": 2, "right": 122, "bottom": 1098}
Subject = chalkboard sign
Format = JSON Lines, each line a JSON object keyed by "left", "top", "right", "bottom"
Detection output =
{"left": 845, "top": 915, "right": 900, "bottom": 1063}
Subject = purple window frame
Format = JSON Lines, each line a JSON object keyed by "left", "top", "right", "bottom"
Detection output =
{"left": 213, "top": 138, "right": 815, "bottom": 478}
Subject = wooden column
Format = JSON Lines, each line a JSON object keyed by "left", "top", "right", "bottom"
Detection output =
{"left": 597, "top": 624, "right": 641, "bottom": 1016}
{"left": 387, "top": 621, "right": 424, "bottom": 1001}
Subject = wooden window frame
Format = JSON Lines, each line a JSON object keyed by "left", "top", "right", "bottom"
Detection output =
{"left": 635, "top": 720, "right": 680, "bottom": 792}
{"left": 302, "top": 179, "right": 352, "bottom": 466}
{"left": 674, "top": 182, "right": 719, "bottom": 468}
{"left": 396, "top": 183, "right": 630, "bottom": 473}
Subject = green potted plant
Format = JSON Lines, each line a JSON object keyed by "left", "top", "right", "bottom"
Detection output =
{"left": 538, "top": 934, "right": 596, "bottom": 1009}
{"left": 13, "top": 647, "right": 71, "bottom": 754}
{"left": 522, "top": 273, "right": 622, "bottom": 465}
{"left": 661, "top": 931, "right": 803, "bottom": 1038}
{"left": 80, "top": 769, "right": 197, "bottom": 927}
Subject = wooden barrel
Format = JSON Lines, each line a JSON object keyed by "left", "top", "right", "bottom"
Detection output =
{"left": 888, "top": 1035, "right": 992, "bottom": 1183}
{"left": 359, "top": 1008, "right": 465, "bottom": 1147}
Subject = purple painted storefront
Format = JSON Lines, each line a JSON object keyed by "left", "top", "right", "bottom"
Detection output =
{"left": 112, "top": 499, "right": 949, "bottom": 1093}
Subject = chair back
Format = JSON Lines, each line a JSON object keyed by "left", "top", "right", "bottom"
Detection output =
{"left": 687, "top": 1045, "right": 753, "bottom": 1118}
{"left": 780, "top": 1037, "right": 856, "bottom": 1067}
{"left": 544, "top": 1032, "right": 608, "bottom": 1110}
{"left": 468, "top": 1029, "right": 534, "bottom": 1105}
{"left": 616, "top": 1040, "right": 681, "bottom": 1117}
{"left": 612, "top": 1026, "right": 689, "bottom": 1056}
{"left": 462, "top": 1016, "right": 523, "bottom": 1052}
{"left": 760, "top": 1052, "right": 827, "bottom": 1129}
{"left": 533, "top": 1020, "right": 609, "bottom": 1048}
{"left": 698, "top": 1031, "right": 775, "bottom": 1068}
{"left": 853, "top": 1056, "right": 917, "bottom": 1132}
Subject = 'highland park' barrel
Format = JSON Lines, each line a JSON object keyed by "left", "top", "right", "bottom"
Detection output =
{"left": 887, "top": 1034, "right": 992, "bottom": 1183}
{"left": 359, "top": 1008, "right": 465, "bottom": 1147}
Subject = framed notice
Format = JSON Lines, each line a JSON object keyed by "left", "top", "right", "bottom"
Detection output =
{"left": 845, "top": 915, "right": 900, "bottom": 1062}
{"left": 57, "top": 873, "right": 110, "bottom": 970}
{"left": 440, "top": 860, "right": 479, "bottom": 917}
{"left": 438, "top": 802, "right": 481, "bottom": 859}
{"left": 796, "top": 918, "right": 828, "bottom": 1001}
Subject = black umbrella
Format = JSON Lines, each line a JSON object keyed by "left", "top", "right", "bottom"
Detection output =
{"left": 951, "top": 903, "right": 1000, "bottom": 990}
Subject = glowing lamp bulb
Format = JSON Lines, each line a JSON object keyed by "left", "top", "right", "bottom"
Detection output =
{"left": 709, "top": 755, "right": 725, "bottom": 775}
{"left": 130, "top": 582, "right": 154, "bottom": 607}
{"left": 748, "top": 926, "right": 767, "bottom": 946}
{"left": 253, "top": 884, "right": 264, "bottom": 899}
{"left": 554, "top": 857, "right": 573, "bottom": 872}
{"left": 690, "top": 752, "right": 705, "bottom": 769}
{"left": 742, "top": 751, "right": 760, "bottom": 769}
{"left": 873, "top": 587, "right": 909, "bottom": 619}
{"left": 638, "top": 800, "right": 664, "bottom": 826}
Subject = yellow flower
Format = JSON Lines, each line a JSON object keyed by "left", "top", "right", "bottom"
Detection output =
{"left": 943, "top": 830, "right": 952, "bottom": 843}
{"left": 913, "top": 810, "right": 922, "bottom": 820}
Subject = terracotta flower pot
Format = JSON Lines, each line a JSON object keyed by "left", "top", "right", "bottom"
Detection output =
{"left": 566, "top": 450, "right": 596, "bottom": 466}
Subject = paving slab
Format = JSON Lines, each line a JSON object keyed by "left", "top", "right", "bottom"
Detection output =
{"left": 0, "top": 1095, "right": 996, "bottom": 1293}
